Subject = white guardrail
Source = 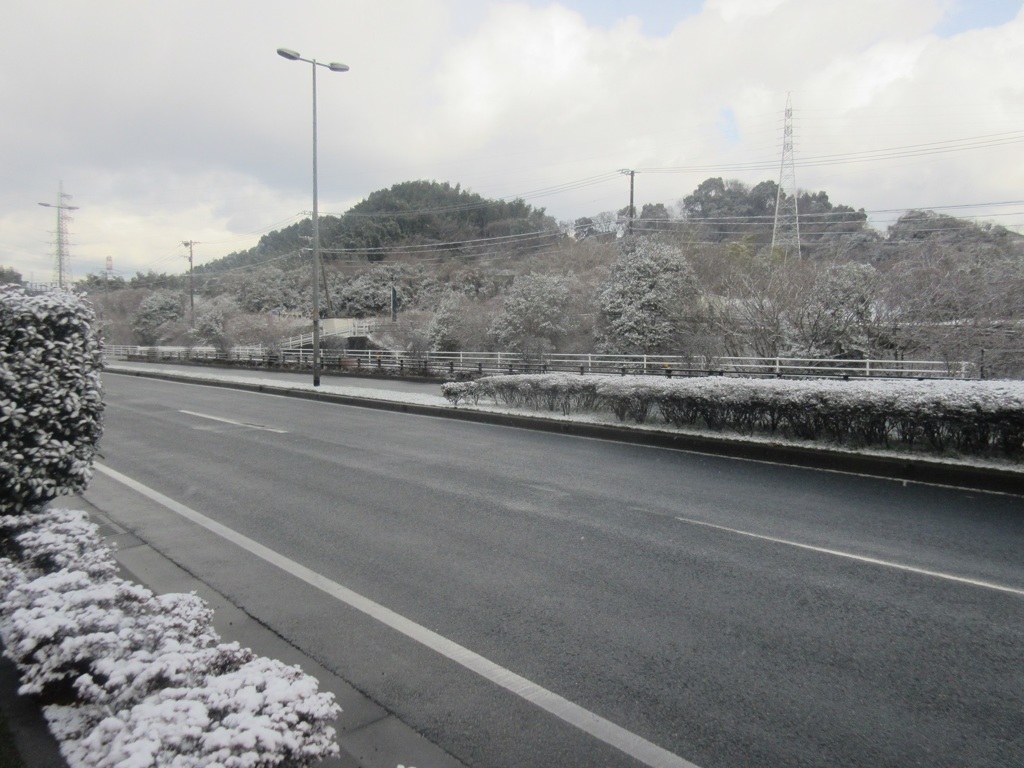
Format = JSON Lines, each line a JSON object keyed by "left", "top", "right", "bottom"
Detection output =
{"left": 102, "top": 345, "right": 975, "bottom": 380}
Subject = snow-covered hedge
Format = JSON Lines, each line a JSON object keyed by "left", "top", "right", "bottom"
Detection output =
{"left": 0, "top": 288, "right": 104, "bottom": 515}
{"left": 442, "top": 374, "right": 1024, "bottom": 460}
{"left": 0, "top": 508, "right": 341, "bottom": 768}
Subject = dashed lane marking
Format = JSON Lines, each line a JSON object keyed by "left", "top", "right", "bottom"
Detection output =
{"left": 179, "top": 409, "right": 288, "bottom": 433}
{"left": 675, "top": 516, "right": 1024, "bottom": 597}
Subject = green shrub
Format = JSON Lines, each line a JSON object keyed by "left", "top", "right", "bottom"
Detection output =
{"left": 0, "top": 289, "right": 104, "bottom": 515}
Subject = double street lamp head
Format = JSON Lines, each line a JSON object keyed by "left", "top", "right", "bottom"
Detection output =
{"left": 276, "top": 47, "right": 349, "bottom": 72}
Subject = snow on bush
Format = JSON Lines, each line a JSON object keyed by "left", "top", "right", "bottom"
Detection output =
{"left": 0, "top": 509, "right": 341, "bottom": 768}
{"left": 442, "top": 373, "right": 1024, "bottom": 460}
{"left": 0, "top": 288, "right": 104, "bottom": 515}
{"left": 0, "top": 507, "right": 118, "bottom": 579}
{"left": 48, "top": 654, "right": 341, "bottom": 768}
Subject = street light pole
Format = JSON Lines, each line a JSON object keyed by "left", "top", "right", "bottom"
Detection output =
{"left": 277, "top": 47, "right": 349, "bottom": 387}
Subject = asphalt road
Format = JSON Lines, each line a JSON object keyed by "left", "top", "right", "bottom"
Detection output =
{"left": 90, "top": 372, "right": 1024, "bottom": 768}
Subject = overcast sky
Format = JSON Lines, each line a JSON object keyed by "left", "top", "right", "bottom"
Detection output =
{"left": 3, "top": 0, "right": 1022, "bottom": 283}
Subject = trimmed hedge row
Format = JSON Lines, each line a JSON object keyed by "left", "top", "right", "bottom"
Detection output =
{"left": 442, "top": 374, "right": 1024, "bottom": 460}
{"left": 1, "top": 288, "right": 104, "bottom": 515}
{"left": 0, "top": 508, "right": 341, "bottom": 768}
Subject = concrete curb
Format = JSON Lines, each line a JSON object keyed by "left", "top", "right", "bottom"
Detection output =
{"left": 107, "top": 367, "right": 1024, "bottom": 497}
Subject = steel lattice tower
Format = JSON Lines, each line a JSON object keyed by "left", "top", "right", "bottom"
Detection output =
{"left": 38, "top": 182, "right": 78, "bottom": 289}
{"left": 771, "top": 94, "right": 800, "bottom": 260}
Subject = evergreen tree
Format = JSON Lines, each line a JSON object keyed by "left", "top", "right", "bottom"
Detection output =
{"left": 596, "top": 239, "right": 703, "bottom": 355}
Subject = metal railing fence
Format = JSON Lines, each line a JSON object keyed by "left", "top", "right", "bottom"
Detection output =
{"left": 103, "top": 345, "right": 976, "bottom": 380}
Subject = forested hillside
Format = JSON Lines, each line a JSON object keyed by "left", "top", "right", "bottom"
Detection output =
{"left": 78, "top": 177, "right": 1024, "bottom": 378}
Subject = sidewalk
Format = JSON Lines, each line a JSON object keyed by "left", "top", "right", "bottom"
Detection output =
{"left": 40, "top": 489, "right": 467, "bottom": 768}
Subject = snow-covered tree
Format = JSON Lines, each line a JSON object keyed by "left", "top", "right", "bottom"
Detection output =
{"left": 130, "top": 291, "right": 184, "bottom": 345}
{"left": 596, "top": 238, "right": 703, "bottom": 355}
{"left": 706, "top": 245, "right": 794, "bottom": 359}
{"left": 427, "top": 291, "right": 466, "bottom": 352}
{"left": 191, "top": 296, "right": 239, "bottom": 352}
{"left": 488, "top": 272, "right": 583, "bottom": 358}
{"left": 789, "top": 262, "right": 879, "bottom": 359}
{"left": 229, "top": 267, "right": 304, "bottom": 314}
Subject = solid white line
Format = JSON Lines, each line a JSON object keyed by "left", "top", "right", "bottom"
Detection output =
{"left": 94, "top": 463, "right": 699, "bottom": 768}
{"left": 179, "top": 409, "right": 288, "bottom": 434}
{"left": 675, "top": 516, "right": 1024, "bottom": 597}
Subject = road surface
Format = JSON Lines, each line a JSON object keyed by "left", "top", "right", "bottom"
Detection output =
{"left": 88, "top": 371, "right": 1024, "bottom": 768}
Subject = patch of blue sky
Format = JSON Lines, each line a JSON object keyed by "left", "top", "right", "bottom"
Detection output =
{"left": 934, "top": 0, "right": 1022, "bottom": 37}
{"left": 717, "top": 107, "right": 741, "bottom": 145}
{"left": 529, "top": 0, "right": 704, "bottom": 35}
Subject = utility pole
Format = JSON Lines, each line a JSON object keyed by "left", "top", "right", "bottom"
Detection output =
{"left": 38, "top": 182, "right": 78, "bottom": 290}
{"left": 619, "top": 169, "right": 636, "bottom": 235}
{"left": 182, "top": 240, "right": 196, "bottom": 329}
{"left": 772, "top": 93, "right": 801, "bottom": 261}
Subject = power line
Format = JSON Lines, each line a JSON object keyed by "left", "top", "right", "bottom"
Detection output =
{"left": 638, "top": 129, "right": 1024, "bottom": 175}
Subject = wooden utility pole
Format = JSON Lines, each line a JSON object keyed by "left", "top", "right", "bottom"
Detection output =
{"left": 619, "top": 169, "right": 636, "bottom": 235}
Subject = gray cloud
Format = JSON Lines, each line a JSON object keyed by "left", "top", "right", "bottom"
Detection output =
{"left": 2, "top": 0, "right": 1022, "bottom": 280}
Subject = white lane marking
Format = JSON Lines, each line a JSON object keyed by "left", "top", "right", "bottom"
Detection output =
{"left": 94, "top": 463, "right": 699, "bottom": 768}
{"left": 675, "top": 516, "right": 1024, "bottom": 597}
{"left": 179, "top": 409, "right": 288, "bottom": 434}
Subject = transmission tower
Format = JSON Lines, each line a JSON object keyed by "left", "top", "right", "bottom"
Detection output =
{"left": 38, "top": 182, "right": 79, "bottom": 289}
{"left": 771, "top": 94, "right": 800, "bottom": 260}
